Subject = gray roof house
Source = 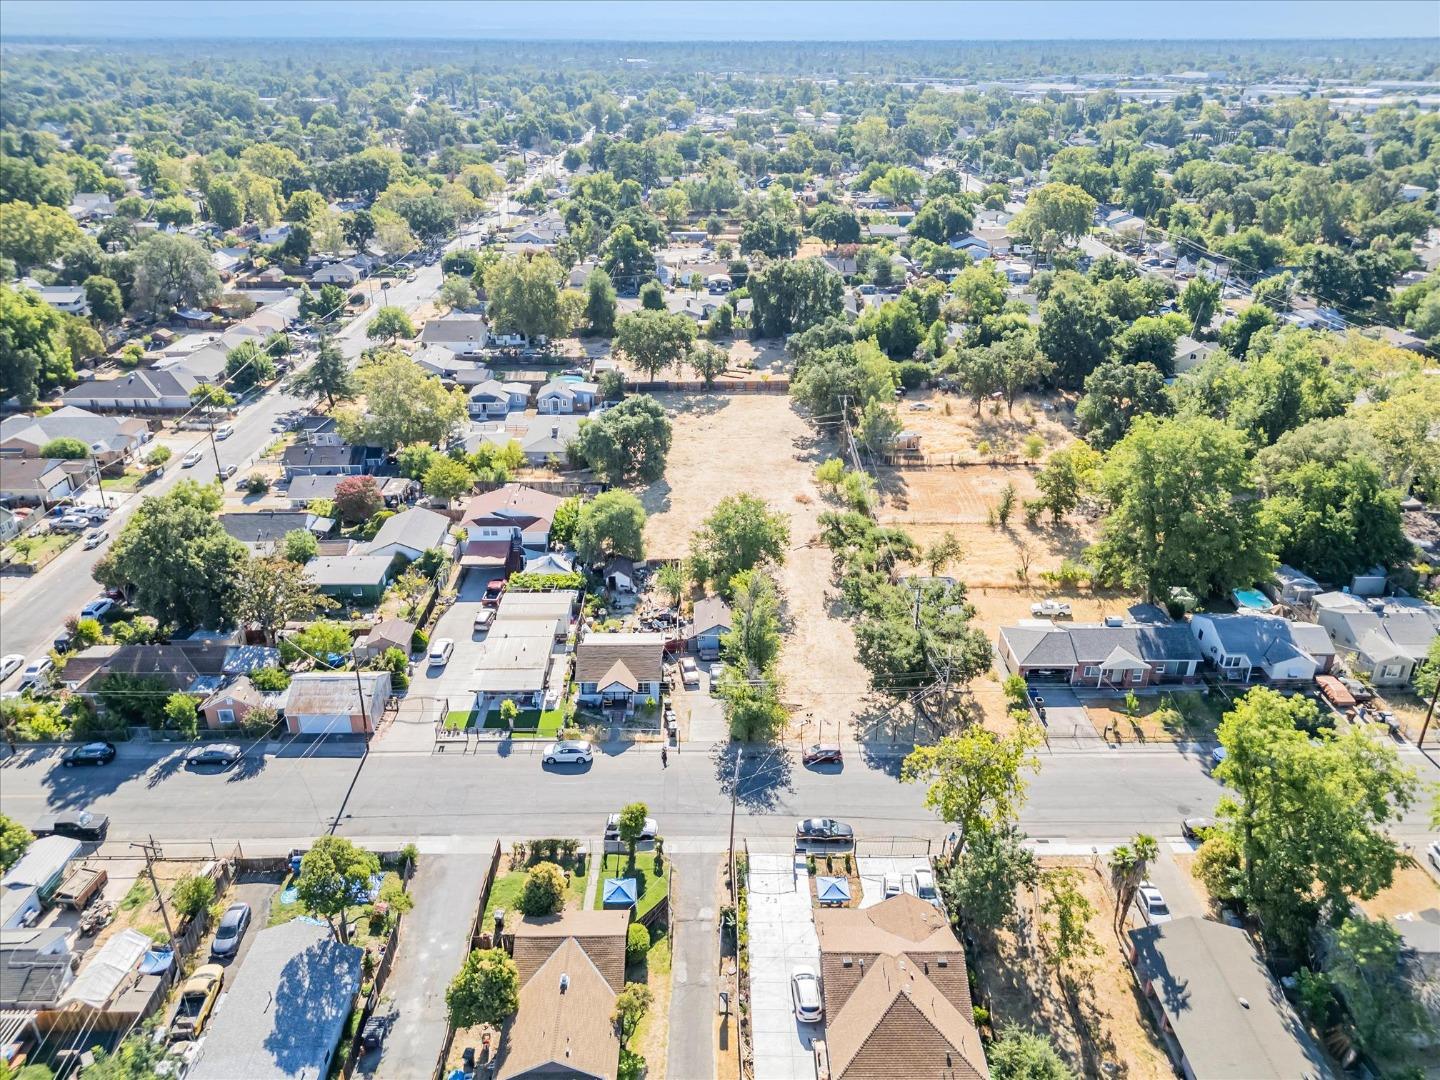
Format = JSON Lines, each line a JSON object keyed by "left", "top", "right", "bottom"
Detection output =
{"left": 415, "top": 344, "right": 493, "bottom": 387}
{"left": 1311, "top": 592, "right": 1440, "bottom": 686}
{"left": 219, "top": 510, "right": 335, "bottom": 552}
{"left": 1128, "top": 916, "right": 1330, "bottom": 1080}
{"left": 1173, "top": 334, "right": 1217, "bottom": 373}
{"left": 468, "top": 379, "right": 530, "bottom": 419}
{"left": 1189, "top": 613, "right": 1335, "bottom": 684}
{"left": 0, "top": 407, "right": 150, "bottom": 466}
{"left": 363, "top": 507, "right": 452, "bottom": 562}
{"left": 281, "top": 443, "right": 373, "bottom": 478}
{"left": 304, "top": 554, "right": 395, "bottom": 603}
{"left": 189, "top": 920, "right": 362, "bottom": 1080}
{"left": 420, "top": 314, "right": 488, "bottom": 357}
{"left": 463, "top": 415, "right": 581, "bottom": 464}
{"left": 62, "top": 369, "right": 201, "bottom": 412}
{"left": 999, "top": 621, "right": 1204, "bottom": 688}
{"left": 690, "top": 595, "right": 732, "bottom": 659}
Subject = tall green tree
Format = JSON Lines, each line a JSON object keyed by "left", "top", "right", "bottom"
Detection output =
{"left": 342, "top": 351, "right": 468, "bottom": 449}
{"left": 96, "top": 481, "right": 245, "bottom": 630}
{"left": 130, "top": 232, "right": 221, "bottom": 317}
{"left": 748, "top": 258, "right": 844, "bottom": 338}
{"left": 614, "top": 309, "right": 696, "bottom": 378}
{"left": 0, "top": 813, "right": 33, "bottom": 872}
{"left": 689, "top": 494, "right": 790, "bottom": 596}
{"left": 1075, "top": 359, "right": 1170, "bottom": 450}
{"left": 1090, "top": 416, "right": 1276, "bottom": 601}
{"left": 901, "top": 724, "right": 1042, "bottom": 851}
{"left": 485, "top": 252, "right": 565, "bottom": 341}
{"left": 446, "top": 948, "right": 519, "bottom": 1029}
{"left": 574, "top": 395, "right": 672, "bottom": 483}
{"left": 1, "top": 284, "right": 74, "bottom": 406}
{"left": 574, "top": 490, "right": 647, "bottom": 564}
{"left": 584, "top": 267, "right": 618, "bottom": 336}
{"left": 366, "top": 306, "right": 416, "bottom": 344}
{"left": 290, "top": 334, "right": 357, "bottom": 406}
{"left": 295, "top": 836, "right": 381, "bottom": 943}
{"left": 228, "top": 555, "right": 335, "bottom": 645}
{"left": 1213, "top": 687, "right": 1419, "bottom": 950}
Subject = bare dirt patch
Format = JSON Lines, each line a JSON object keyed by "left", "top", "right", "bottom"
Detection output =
{"left": 893, "top": 389, "right": 1076, "bottom": 460}
{"left": 971, "top": 857, "right": 1172, "bottom": 1079}
{"left": 639, "top": 392, "right": 876, "bottom": 734}
{"left": 1356, "top": 863, "right": 1440, "bottom": 921}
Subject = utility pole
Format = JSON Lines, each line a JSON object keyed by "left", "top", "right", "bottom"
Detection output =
{"left": 131, "top": 837, "right": 175, "bottom": 940}
{"left": 208, "top": 428, "right": 223, "bottom": 477}
{"left": 1418, "top": 675, "right": 1438, "bottom": 749}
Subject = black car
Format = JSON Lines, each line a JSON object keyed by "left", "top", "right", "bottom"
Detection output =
{"left": 33, "top": 810, "right": 110, "bottom": 842}
{"left": 210, "top": 901, "right": 252, "bottom": 959}
{"left": 61, "top": 741, "right": 117, "bottom": 767}
{"left": 795, "top": 817, "right": 855, "bottom": 844}
{"left": 1181, "top": 816, "right": 1216, "bottom": 841}
{"left": 801, "top": 745, "right": 843, "bottom": 766}
{"left": 186, "top": 743, "right": 243, "bottom": 768}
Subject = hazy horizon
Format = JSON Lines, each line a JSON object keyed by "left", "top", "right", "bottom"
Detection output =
{"left": 3, "top": 0, "right": 1437, "bottom": 42}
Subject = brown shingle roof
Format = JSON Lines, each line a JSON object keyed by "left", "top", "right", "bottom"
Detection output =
{"left": 497, "top": 937, "right": 620, "bottom": 1080}
{"left": 823, "top": 954, "right": 988, "bottom": 1080}
{"left": 510, "top": 910, "right": 628, "bottom": 993}
{"left": 816, "top": 895, "right": 987, "bottom": 1080}
{"left": 573, "top": 633, "right": 666, "bottom": 686}
{"left": 461, "top": 484, "right": 564, "bottom": 529}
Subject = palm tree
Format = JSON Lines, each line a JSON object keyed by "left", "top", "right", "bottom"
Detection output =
{"left": 1108, "top": 832, "right": 1159, "bottom": 935}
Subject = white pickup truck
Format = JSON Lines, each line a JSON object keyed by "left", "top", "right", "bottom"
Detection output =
{"left": 1030, "top": 599, "right": 1073, "bottom": 618}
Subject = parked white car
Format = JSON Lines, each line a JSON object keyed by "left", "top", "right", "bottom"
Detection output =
{"left": 1030, "top": 599, "right": 1073, "bottom": 618}
{"left": 790, "top": 966, "right": 823, "bottom": 1022}
{"left": 1136, "top": 882, "right": 1172, "bottom": 925}
{"left": 214, "top": 424, "right": 234, "bottom": 440}
{"left": 20, "top": 657, "right": 54, "bottom": 689}
{"left": 542, "top": 741, "right": 593, "bottom": 766}
{"left": 181, "top": 450, "right": 203, "bottom": 468}
{"left": 82, "top": 529, "right": 108, "bottom": 550}
{"left": 0, "top": 654, "right": 25, "bottom": 682}
{"left": 427, "top": 638, "right": 454, "bottom": 666}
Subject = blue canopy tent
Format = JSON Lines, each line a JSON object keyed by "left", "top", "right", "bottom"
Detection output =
{"left": 816, "top": 876, "right": 851, "bottom": 905}
{"left": 603, "top": 877, "right": 638, "bottom": 908}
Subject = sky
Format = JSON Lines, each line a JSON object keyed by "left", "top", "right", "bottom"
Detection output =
{"left": 2, "top": 0, "right": 1437, "bottom": 41}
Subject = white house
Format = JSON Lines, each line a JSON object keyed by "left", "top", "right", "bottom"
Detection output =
{"left": 311, "top": 262, "right": 363, "bottom": 286}
{"left": 575, "top": 632, "right": 667, "bottom": 712}
{"left": 1173, "top": 335, "right": 1217, "bottom": 374}
{"left": 1189, "top": 613, "right": 1333, "bottom": 684}
{"left": 1310, "top": 592, "right": 1440, "bottom": 687}
{"left": 460, "top": 484, "right": 565, "bottom": 550}
{"left": 468, "top": 379, "right": 529, "bottom": 419}
{"left": 420, "top": 315, "right": 488, "bottom": 357}
{"left": 536, "top": 381, "right": 599, "bottom": 414}
{"left": 28, "top": 284, "right": 89, "bottom": 317}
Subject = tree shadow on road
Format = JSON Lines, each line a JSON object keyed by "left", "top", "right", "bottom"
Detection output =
{"left": 709, "top": 740, "right": 794, "bottom": 812}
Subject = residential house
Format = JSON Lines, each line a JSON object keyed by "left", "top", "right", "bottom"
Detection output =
{"left": 416, "top": 345, "right": 493, "bottom": 388}
{"left": 864, "top": 222, "right": 908, "bottom": 241}
{"left": 293, "top": 415, "right": 343, "bottom": 446}
{"left": 468, "top": 379, "right": 530, "bottom": 419}
{"left": 0, "top": 927, "right": 74, "bottom": 1010}
{"left": 498, "top": 910, "right": 629, "bottom": 1080}
{"left": 280, "top": 443, "right": 373, "bottom": 479}
{"left": 1172, "top": 335, "right": 1217, "bottom": 373}
{"left": 1, "top": 408, "right": 150, "bottom": 466}
{"left": 814, "top": 893, "right": 989, "bottom": 1080}
{"left": 30, "top": 285, "right": 89, "bottom": 317}
{"left": 1267, "top": 564, "right": 1323, "bottom": 608}
{"left": 311, "top": 262, "right": 362, "bottom": 286}
{"left": 472, "top": 634, "right": 557, "bottom": 715}
{"left": 465, "top": 415, "right": 582, "bottom": 466}
{"left": 506, "top": 214, "right": 566, "bottom": 248}
{"left": 62, "top": 369, "right": 201, "bottom": 412}
{"left": 285, "top": 474, "right": 345, "bottom": 505}
{"left": 189, "top": 921, "right": 362, "bottom": 1080}
{"left": 1188, "top": 612, "right": 1335, "bottom": 684}
{"left": 219, "top": 510, "right": 335, "bottom": 553}
{"left": 689, "top": 595, "right": 732, "bottom": 659}
{"left": 1399, "top": 183, "right": 1428, "bottom": 202}
{"left": 356, "top": 618, "right": 416, "bottom": 661}
{"left": 363, "top": 506, "right": 452, "bottom": 562}
{"left": 460, "top": 485, "right": 565, "bottom": 551}
{"left": 0, "top": 458, "right": 80, "bottom": 507}
{"left": 536, "top": 380, "right": 599, "bottom": 414}
{"left": 575, "top": 632, "right": 666, "bottom": 711}
{"left": 60, "top": 640, "right": 243, "bottom": 697}
{"left": 0, "top": 507, "right": 18, "bottom": 543}
{"left": 200, "top": 678, "right": 274, "bottom": 730}
{"left": 1101, "top": 207, "right": 1145, "bottom": 236}
{"left": 1311, "top": 591, "right": 1440, "bottom": 686}
{"left": 258, "top": 223, "right": 291, "bottom": 245}
{"left": 949, "top": 234, "right": 993, "bottom": 259}
{"left": 420, "top": 314, "right": 488, "bottom": 357}
{"left": 1128, "top": 916, "right": 1329, "bottom": 1079}
{"left": 999, "top": 621, "right": 1204, "bottom": 688}
{"left": 602, "top": 556, "right": 637, "bottom": 593}
{"left": 283, "top": 672, "right": 390, "bottom": 735}
{"left": 304, "top": 555, "right": 394, "bottom": 603}
{"left": 67, "top": 192, "right": 114, "bottom": 220}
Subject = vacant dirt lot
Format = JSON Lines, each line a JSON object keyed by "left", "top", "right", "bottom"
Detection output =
{"left": 972, "top": 858, "right": 1172, "bottom": 1079}
{"left": 639, "top": 392, "right": 875, "bottom": 733}
{"left": 894, "top": 389, "right": 1077, "bottom": 459}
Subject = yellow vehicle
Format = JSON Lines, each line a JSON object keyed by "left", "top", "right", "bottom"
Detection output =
{"left": 170, "top": 964, "right": 224, "bottom": 1041}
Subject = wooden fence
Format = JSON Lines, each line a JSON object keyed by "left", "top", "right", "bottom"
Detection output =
{"left": 472, "top": 478, "right": 604, "bottom": 499}
{"left": 629, "top": 377, "right": 788, "bottom": 394}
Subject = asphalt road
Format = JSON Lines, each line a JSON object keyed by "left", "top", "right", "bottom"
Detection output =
{"left": 2, "top": 738, "right": 1375, "bottom": 852}
{"left": 0, "top": 146, "right": 566, "bottom": 674}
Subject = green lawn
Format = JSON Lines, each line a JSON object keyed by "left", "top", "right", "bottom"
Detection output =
{"left": 102, "top": 467, "right": 152, "bottom": 493}
{"left": 482, "top": 858, "right": 589, "bottom": 930}
{"left": 444, "top": 709, "right": 475, "bottom": 731}
{"left": 593, "top": 852, "right": 668, "bottom": 921}
{"left": 481, "top": 707, "right": 566, "bottom": 739}
{"left": 3, "top": 530, "right": 77, "bottom": 567}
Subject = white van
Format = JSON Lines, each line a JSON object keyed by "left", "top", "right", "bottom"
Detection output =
{"left": 427, "top": 638, "right": 455, "bottom": 666}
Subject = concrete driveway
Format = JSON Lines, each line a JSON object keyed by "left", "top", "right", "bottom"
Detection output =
{"left": 679, "top": 660, "right": 727, "bottom": 744}
{"left": 747, "top": 853, "right": 822, "bottom": 1080}
{"left": 1033, "top": 686, "right": 1100, "bottom": 739}
{"left": 365, "top": 853, "right": 491, "bottom": 1079}
{"left": 410, "top": 574, "right": 491, "bottom": 714}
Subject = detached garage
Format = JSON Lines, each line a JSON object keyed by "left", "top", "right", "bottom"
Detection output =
{"left": 283, "top": 672, "right": 390, "bottom": 736}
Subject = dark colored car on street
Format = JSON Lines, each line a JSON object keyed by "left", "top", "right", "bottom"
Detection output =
{"left": 801, "top": 744, "right": 843, "bottom": 766}
{"left": 796, "top": 817, "right": 854, "bottom": 844}
{"left": 187, "top": 743, "right": 243, "bottom": 768}
{"left": 61, "top": 741, "right": 117, "bottom": 767}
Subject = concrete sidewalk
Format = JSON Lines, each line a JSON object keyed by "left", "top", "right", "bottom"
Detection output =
{"left": 666, "top": 851, "right": 721, "bottom": 1080}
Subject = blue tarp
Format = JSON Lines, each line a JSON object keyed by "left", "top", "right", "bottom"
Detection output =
{"left": 602, "top": 877, "right": 637, "bottom": 907}
{"left": 816, "top": 876, "right": 851, "bottom": 904}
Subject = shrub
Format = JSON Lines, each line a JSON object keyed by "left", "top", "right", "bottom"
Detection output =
{"left": 518, "top": 861, "right": 567, "bottom": 916}
{"left": 172, "top": 874, "right": 216, "bottom": 919}
{"left": 242, "top": 472, "right": 270, "bottom": 495}
{"left": 411, "top": 629, "right": 429, "bottom": 652}
{"left": 249, "top": 666, "right": 291, "bottom": 692}
{"left": 626, "top": 922, "right": 651, "bottom": 964}
{"left": 240, "top": 705, "right": 279, "bottom": 737}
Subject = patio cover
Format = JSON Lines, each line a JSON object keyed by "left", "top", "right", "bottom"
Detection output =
{"left": 60, "top": 929, "right": 150, "bottom": 1009}
{"left": 602, "top": 878, "right": 637, "bottom": 907}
